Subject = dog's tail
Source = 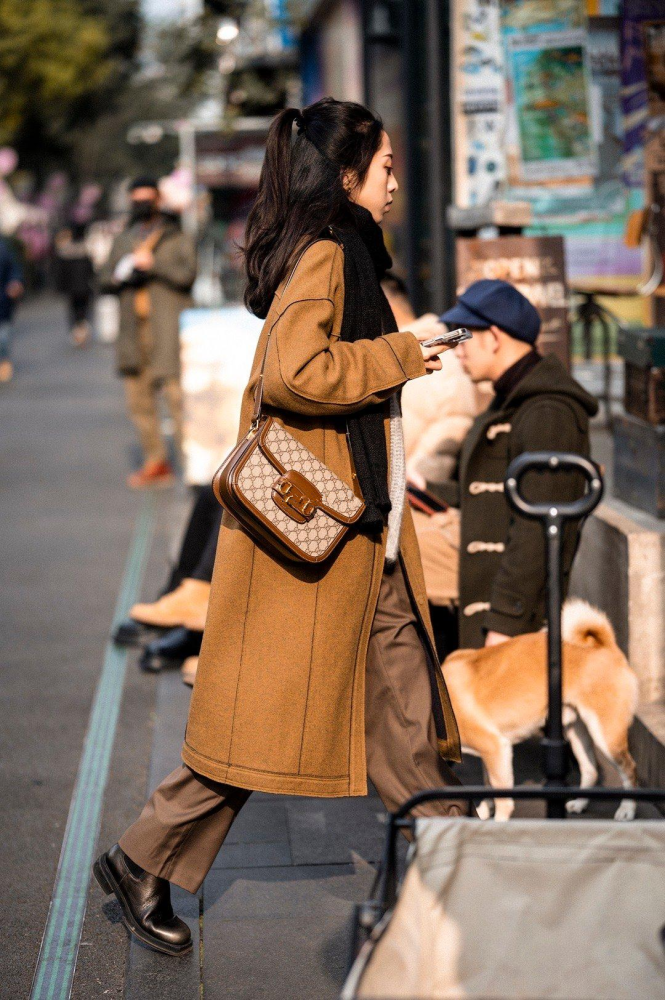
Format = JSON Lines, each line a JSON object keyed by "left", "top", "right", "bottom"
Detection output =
{"left": 561, "top": 598, "right": 616, "bottom": 649}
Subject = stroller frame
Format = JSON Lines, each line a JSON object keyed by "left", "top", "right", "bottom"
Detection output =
{"left": 355, "top": 452, "right": 665, "bottom": 942}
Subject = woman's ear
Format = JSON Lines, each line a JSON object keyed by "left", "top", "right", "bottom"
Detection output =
{"left": 342, "top": 169, "right": 357, "bottom": 195}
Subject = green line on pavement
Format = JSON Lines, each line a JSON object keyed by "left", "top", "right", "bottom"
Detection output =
{"left": 31, "top": 497, "right": 155, "bottom": 1000}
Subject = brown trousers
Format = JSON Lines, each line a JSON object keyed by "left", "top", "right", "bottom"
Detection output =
{"left": 120, "top": 559, "right": 469, "bottom": 893}
{"left": 123, "top": 318, "right": 182, "bottom": 464}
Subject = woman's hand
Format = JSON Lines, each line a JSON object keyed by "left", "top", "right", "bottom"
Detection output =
{"left": 411, "top": 324, "right": 453, "bottom": 372}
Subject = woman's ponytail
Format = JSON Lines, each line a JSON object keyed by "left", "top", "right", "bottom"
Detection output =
{"left": 258, "top": 107, "right": 300, "bottom": 227}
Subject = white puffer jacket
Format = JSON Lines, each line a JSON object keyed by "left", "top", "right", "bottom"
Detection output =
{"left": 401, "top": 349, "right": 483, "bottom": 485}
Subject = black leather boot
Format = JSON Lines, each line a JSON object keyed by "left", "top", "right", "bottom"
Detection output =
{"left": 93, "top": 844, "right": 192, "bottom": 956}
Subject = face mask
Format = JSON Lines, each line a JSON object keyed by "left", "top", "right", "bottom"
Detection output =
{"left": 130, "top": 200, "right": 157, "bottom": 222}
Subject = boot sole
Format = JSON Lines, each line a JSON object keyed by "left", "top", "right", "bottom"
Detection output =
{"left": 93, "top": 855, "right": 192, "bottom": 957}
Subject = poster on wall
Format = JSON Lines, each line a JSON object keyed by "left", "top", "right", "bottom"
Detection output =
{"left": 501, "top": 0, "right": 584, "bottom": 36}
{"left": 500, "top": 0, "right": 596, "bottom": 185}
{"left": 179, "top": 306, "right": 262, "bottom": 487}
{"left": 506, "top": 29, "right": 597, "bottom": 181}
{"left": 456, "top": 235, "right": 570, "bottom": 366}
{"left": 620, "top": 0, "right": 665, "bottom": 189}
{"left": 452, "top": 0, "right": 506, "bottom": 207}
{"left": 643, "top": 20, "right": 665, "bottom": 118}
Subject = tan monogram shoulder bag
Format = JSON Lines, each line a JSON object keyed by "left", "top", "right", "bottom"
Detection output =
{"left": 212, "top": 243, "right": 365, "bottom": 563}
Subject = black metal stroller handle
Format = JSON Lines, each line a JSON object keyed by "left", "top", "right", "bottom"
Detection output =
{"left": 504, "top": 451, "right": 604, "bottom": 819}
{"left": 505, "top": 451, "right": 603, "bottom": 522}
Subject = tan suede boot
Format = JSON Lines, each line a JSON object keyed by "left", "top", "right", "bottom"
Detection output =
{"left": 181, "top": 656, "right": 198, "bottom": 688}
{"left": 130, "top": 579, "right": 211, "bottom": 630}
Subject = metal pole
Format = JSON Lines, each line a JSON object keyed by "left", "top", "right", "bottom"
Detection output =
{"left": 504, "top": 453, "right": 604, "bottom": 820}
{"left": 543, "top": 513, "right": 567, "bottom": 818}
{"left": 425, "top": 0, "right": 454, "bottom": 313}
{"left": 402, "top": 0, "right": 421, "bottom": 311}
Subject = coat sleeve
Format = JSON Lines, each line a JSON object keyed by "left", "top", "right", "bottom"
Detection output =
{"left": 261, "top": 243, "right": 427, "bottom": 416}
{"left": 98, "top": 235, "right": 126, "bottom": 293}
{"left": 149, "top": 234, "right": 197, "bottom": 292}
{"left": 484, "top": 398, "right": 587, "bottom": 638}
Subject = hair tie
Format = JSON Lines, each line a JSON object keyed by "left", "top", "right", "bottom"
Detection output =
{"left": 294, "top": 111, "right": 305, "bottom": 136}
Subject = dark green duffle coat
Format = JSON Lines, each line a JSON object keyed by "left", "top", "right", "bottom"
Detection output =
{"left": 433, "top": 354, "right": 598, "bottom": 648}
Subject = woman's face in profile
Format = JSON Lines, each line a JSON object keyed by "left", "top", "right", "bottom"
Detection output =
{"left": 350, "top": 131, "right": 398, "bottom": 224}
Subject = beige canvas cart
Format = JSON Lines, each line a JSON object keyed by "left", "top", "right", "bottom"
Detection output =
{"left": 343, "top": 454, "right": 665, "bottom": 999}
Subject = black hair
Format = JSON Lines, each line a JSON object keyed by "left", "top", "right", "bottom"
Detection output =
{"left": 129, "top": 176, "right": 159, "bottom": 192}
{"left": 243, "top": 97, "right": 384, "bottom": 318}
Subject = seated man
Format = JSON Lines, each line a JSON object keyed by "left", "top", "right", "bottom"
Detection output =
{"left": 432, "top": 279, "right": 598, "bottom": 650}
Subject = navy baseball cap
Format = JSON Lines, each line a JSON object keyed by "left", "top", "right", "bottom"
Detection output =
{"left": 440, "top": 279, "right": 541, "bottom": 344}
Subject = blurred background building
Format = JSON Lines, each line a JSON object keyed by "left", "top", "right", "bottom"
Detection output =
{"left": 2, "top": 0, "right": 663, "bottom": 327}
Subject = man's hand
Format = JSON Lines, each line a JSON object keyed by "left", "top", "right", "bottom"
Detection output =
{"left": 485, "top": 630, "right": 510, "bottom": 648}
{"left": 406, "top": 469, "right": 426, "bottom": 491}
{"left": 132, "top": 248, "right": 154, "bottom": 271}
{"left": 6, "top": 280, "right": 23, "bottom": 299}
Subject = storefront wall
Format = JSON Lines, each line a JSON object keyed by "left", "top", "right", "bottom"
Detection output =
{"left": 301, "top": 0, "right": 364, "bottom": 104}
{"left": 451, "top": 0, "right": 654, "bottom": 331}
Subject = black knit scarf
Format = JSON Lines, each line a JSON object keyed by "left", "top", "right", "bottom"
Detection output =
{"left": 332, "top": 204, "right": 399, "bottom": 533}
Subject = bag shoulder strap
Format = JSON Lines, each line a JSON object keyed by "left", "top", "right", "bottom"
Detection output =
{"left": 250, "top": 233, "right": 341, "bottom": 427}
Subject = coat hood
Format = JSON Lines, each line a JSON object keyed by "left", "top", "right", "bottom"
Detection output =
{"left": 503, "top": 353, "right": 599, "bottom": 417}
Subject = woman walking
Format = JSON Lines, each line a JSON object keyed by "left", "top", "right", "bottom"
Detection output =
{"left": 94, "top": 98, "right": 470, "bottom": 956}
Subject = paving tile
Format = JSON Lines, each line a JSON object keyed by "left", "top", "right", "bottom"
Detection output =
{"left": 203, "top": 863, "right": 376, "bottom": 1000}
{"left": 204, "top": 862, "right": 375, "bottom": 920}
{"left": 148, "top": 668, "right": 191, "bottom": 788}
{"left": 211, "top": 840, "right": 293, "bottom": 869}
{"left": 225, "top": 799, "right": 289, "bottom": 845}
{"left": 286, "top": 793, "right": 388, "bottom": 865}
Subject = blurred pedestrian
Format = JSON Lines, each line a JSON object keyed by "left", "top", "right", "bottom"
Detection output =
{"left": 0, "top": 235, "right": 23, "bottom": 382}
{"left": 434, "top": 279, "right": 598, "bottom": 649}
{"left": 100, "top": 177, "right": 197, "bottom": 489}
{"left": 382, "top": 272, "right": 481, "bottom": 659}
{"left": 94, "top": 97, "right": 472, "bottom": 958}
{"left": 54, "top": 222, "right": 95, "bottom": 347}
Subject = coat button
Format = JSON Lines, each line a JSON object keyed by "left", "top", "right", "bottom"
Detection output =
{"left": 514, "top": 600, "right": 523, "bottom": 613}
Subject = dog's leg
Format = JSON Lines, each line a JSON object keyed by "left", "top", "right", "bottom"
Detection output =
{"left": 565, "top": 715, "right": 598, "bottom": 815}
{"left": 611, "top": 744, "right": 638, "bottom": 821}
{"left": 459, "top": 719, "right": 515, "bottom": 820}
{"left": 477, "top": 762, "right": 494, "bottom": 821}
{"left": 578, "top": 708, "right": 638, "bottom": 821}
{"left": 482, "top": 736, "right": 515, "bottom": 822}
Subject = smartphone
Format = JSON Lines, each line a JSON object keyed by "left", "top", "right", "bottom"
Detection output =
{"left": 422, "top": 327, "right": 472, "bottom": 349}
{"left": 406, "top": 485, "right": 448, "bottom": 516}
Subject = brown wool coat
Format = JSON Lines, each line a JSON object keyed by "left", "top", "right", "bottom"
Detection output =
{"left": 182, "top": 238, "right": 461, "bottom": 797}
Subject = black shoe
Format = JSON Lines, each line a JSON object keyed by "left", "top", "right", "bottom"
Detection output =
{"left": 93, "top": 844, "right": 192, "bottom": 956}
{"left": 139, "top": 627, "right": 202, "bottom": 673}
{"left": 113, "top": 618, "right": 165, "bottom": 648}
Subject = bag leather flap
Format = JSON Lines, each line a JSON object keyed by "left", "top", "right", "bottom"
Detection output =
{"left": 257, "top": 418, "right": 365, "bottom": 526}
